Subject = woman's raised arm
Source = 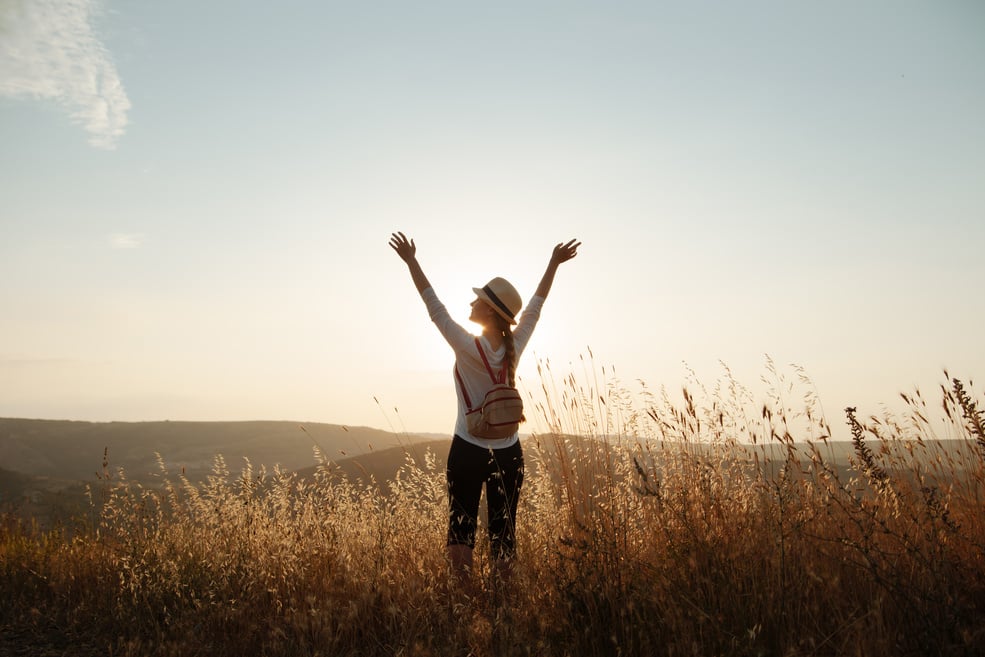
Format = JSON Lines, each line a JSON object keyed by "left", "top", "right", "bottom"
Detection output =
{"left": 389, "top": 231, "right": 433, "bottom": 294}
{"left": 534, "top": 238, "right": 581, "bottom": 299}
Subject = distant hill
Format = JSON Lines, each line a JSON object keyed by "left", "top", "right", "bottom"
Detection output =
{"left": 0, "top": 418, "right": 433, "bottom": 483}
{"left": 3, "top": 417, "right": 976, "bottom": 531}
{"left": 298, "top": 439, "right": 451, "bottom": 491}
{"left": 0, "top": 466, "right": 91, "bottom": 528}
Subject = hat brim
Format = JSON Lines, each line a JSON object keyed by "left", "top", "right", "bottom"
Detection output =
{"left": 473, "top": 287, "right": 518, "bottom": 325}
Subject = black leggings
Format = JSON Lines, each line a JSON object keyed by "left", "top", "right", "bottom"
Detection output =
{"left": 446, "top": 435, "right": 524, "bottom": 560}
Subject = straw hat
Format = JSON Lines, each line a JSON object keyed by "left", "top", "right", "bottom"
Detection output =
{"left": 473, "top": 277, "right": 522, "bottom": 325}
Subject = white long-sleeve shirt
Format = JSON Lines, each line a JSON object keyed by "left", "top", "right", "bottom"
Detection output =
{"left": 421, "top": 287, "right": 544, "bottom": 449}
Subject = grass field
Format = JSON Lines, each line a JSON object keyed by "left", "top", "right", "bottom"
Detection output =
{"left": 2, "top": 364, "right": 983, "bottom": 656}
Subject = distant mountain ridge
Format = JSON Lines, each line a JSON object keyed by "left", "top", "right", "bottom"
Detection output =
{"left": 0, "top": 417, "right": 434, "bottom": 483}
{"left": 2, "top": 417, "right": 976, "bottom": 533}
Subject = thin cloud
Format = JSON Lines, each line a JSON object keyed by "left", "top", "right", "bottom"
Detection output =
{"left": 0, "top": 0, "right": 131, "bottom": 149}
{"left": 109, "top": 233, "right": 143, "bottom": 249}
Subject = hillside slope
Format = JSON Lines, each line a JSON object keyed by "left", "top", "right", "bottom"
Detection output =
{"left": 0, "top": 418, "right": 432, "bottom": 482}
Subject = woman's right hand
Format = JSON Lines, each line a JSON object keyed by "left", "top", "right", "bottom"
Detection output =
{"left": 550, "top": 238, "right": 581, "bottom": 266}
{"left": 389, "top": 232, "right": 417, "bottom": 263}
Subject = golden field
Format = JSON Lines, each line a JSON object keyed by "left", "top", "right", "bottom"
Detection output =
{"left": 2, "top": 363, "right": 983, "bottom": 656}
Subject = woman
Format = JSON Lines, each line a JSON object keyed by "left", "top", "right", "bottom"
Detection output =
{"left": 389, "top": 231, "right": 580, "bottom": 586}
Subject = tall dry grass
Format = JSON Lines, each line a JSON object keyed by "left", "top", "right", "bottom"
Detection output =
{"left": 2, "top": 361, "right": 984, "bottom": 656}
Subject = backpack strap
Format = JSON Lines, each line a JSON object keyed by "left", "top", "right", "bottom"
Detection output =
{"left": 454, "top": 365, "right": 474, "bottom": 413}
{"left": 473, "top": 337, "right": 506, "bottom": 385}
{"left": 455, "top": 337, "right": 508, "bottom": 415}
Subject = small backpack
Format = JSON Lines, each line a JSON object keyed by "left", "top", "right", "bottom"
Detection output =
{"left": 455, "top": 337, "right": 525, "bottom": 440}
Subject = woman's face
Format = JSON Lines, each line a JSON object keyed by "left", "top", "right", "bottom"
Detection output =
{"left": 469, "top": 298, "right": 494, "bottom": 326}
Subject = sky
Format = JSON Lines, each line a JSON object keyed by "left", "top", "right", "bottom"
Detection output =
{"left": 2, "top": 0, "right": 984, "bottom": 439}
